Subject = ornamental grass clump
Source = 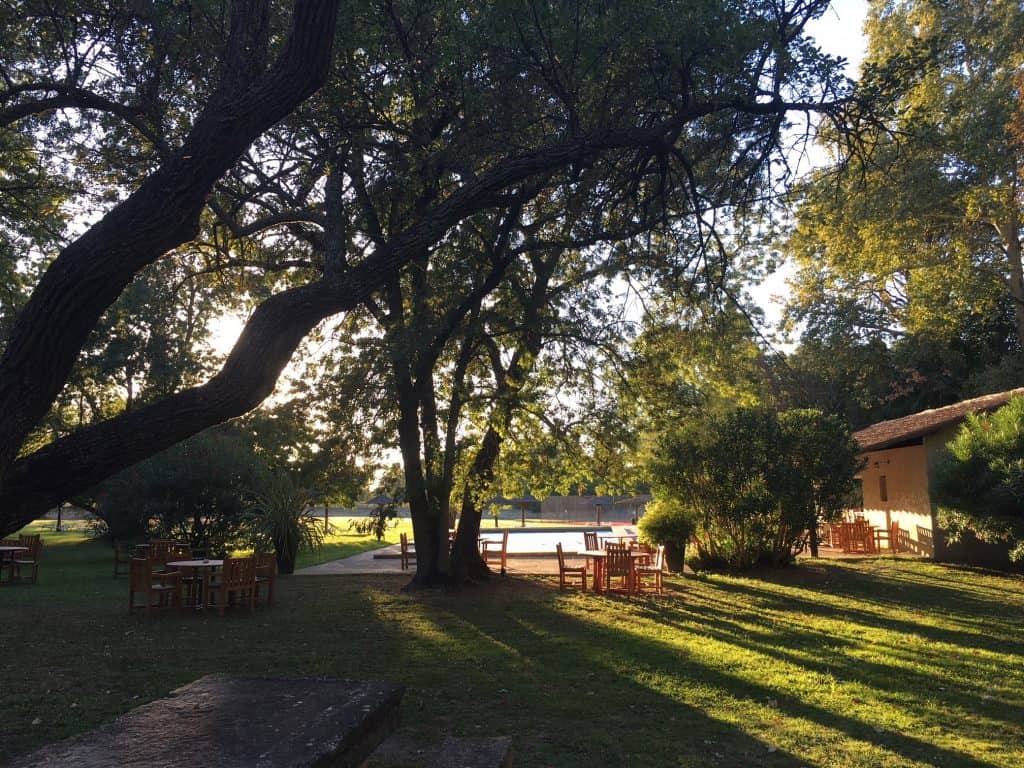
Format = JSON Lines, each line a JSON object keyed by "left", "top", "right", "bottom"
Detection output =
{"left": 244, "top": 473, "right": 324, "bottom": 574}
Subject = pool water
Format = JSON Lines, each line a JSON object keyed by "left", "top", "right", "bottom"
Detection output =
{"left": 477, "top": 526, "right": 619, "bottom": 555}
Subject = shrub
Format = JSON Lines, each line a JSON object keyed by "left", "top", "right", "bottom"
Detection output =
{"left": 932, "top": 397, "right": 1024, "bottom": 562}
{"left": 648, "top": 408, "right": 861, "bottom": 569}
{"left": 94, "top": 426, "right": 265, "bottom": 552}
{"left": 638, "top": 498, "right": 696, "bottom": 572}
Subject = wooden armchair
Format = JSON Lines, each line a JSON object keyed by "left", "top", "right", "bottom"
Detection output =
{"left": 583, "top": 531, "right": 599, "bottom": 551}
{"left": 556, "top": 543, "right": 586, "bottom": 592}
{"left": 603, "top": 543, "right": 635, "bottom": 595}
{"left": 207, "top": 556, "right": 257, "bottom": 616}
{"left": 635, "top": 544, "right": 665, "bottom": 595}
{"left": 254, "top": 552, "right": 277, "bottom": 605}
{"left": 481, "top": 530, "right": 509, "bottom": 575}
{"left": 12, "top": 534, "right": 43, "bottom": 584}
{"left": 128, "top": 558, "right": 180, "bottom": 613}
{"left": 145, "top": 539, "right": 175, "bottom": 571}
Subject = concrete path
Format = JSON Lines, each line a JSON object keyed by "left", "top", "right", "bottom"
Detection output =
{"left": 295, "top": 544, "right": 579, "bottom": 576}
{"left": 293, "top": 542, "right": 917, "bottom": 578}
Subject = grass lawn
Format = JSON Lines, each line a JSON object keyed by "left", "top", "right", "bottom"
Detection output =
{"left": 2, "top": 527, "right": 1023, "bottom": 767}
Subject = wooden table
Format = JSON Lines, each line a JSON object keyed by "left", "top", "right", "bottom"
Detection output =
{"left": 580, "top": 549, "right": 648, "bottom": 594}
{"left": 0, "top": 545, "right": 28, "bottom": 584}
{"left": 168, "top": 559, "right": 224, "bottom": 610}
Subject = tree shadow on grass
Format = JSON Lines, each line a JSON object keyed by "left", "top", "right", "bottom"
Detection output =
{"left": 394, "top": 585, "right": 813, "bottom": 766}
{"left": 434, "top": 579, "right": 1012, "bottom": 767}
{"left": 642, "top": 587, "right": 1024, "bottom": 734}
{"left": 761, "top": 561, "right": 1024, "bottom": 620}
{"left": 701, "top": 569, "right": 1023, "bottom": 654}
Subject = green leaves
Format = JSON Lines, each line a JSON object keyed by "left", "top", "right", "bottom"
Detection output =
{"left": 648, "top": 407, "right": 861, "bottom": 569}
{"left": 784, "top": 0, "right": 1024, "bottom": 348}
{"left": 933, "top": 396, "right": 1024, "bottom": 560}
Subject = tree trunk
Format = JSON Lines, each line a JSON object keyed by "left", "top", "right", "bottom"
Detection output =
{"left": 450, "top": 425, "right": 503, "bottom": 581}
{"left": 0, "top": 0, "right": 342, "bottom": 475}
{"left": 997, "top": 212, "right": 1024, "bottom": 347}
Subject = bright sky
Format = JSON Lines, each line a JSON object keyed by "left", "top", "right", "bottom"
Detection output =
{"left": 751, "top": 0, "right": 869, "bottom": 333}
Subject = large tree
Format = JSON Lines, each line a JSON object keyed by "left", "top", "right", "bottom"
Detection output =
{"left": 0, "top": 0, "right": 853, "bottom": 537}
{"left": 784, "top": 0, "right": 1024, "bottom": 348}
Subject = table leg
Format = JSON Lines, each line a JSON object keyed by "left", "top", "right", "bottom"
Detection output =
{"left": 592, "top": 559, "right": 604, "bottom": 593}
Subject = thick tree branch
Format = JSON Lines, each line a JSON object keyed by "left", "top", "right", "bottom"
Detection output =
{"left": 0, "top": 0, "right": 342, "bottom": 475}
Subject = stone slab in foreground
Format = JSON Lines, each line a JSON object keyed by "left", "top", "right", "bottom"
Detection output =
{"left": 367, "top": 734, "right": 512, "bottom": 767}
{"left": 18, "top": 674, "right": 404, "bottom": 768}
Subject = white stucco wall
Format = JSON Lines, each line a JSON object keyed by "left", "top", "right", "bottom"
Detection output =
{"left": 857, "top": 442, "right": 934, "bottom": 555}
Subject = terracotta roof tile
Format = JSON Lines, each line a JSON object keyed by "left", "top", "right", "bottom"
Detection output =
{"left": 853, "top": 387, "right": 1024, "bottom": 451}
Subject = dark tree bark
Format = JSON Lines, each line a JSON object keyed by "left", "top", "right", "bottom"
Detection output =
{"left": 0, "top": 0, "right": 341, "bottom": 473}
{"left": 450, "top": 253, "right": 555, "bottom": 579}
{"left": 450, "top": 425, "right": 503, "bottom": 581}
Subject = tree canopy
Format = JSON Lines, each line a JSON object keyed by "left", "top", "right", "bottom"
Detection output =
{"left": 0, "top": 0, "right": 854, "bottom": 551}
{"left": 784, "top": 0, "right": 1024, "bottom": 349}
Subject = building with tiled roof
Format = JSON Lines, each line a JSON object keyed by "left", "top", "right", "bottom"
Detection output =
{"left": 850, "top": 388, "right": 1023, "bottom": 566}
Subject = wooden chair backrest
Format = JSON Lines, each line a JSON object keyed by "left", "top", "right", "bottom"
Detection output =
{"left": 147, "top": 539, "right": 175, "bottom": 564}
{"left": 652, "top": 544, "right": 666, "bottom": 570}
{"left": 128, "top": 558, "right": 155, "bottom": 590}
{"left": 255, "top": 552, "right": 276, "bottom": 574}
{"left": 556, "top": 542, "right": 567, "bottom": 569}
{"left": 400, "top": 533, "right": 409, "bottom": 555}
{"left": 583, "top": 532, "right": 598, "bottom": 551}
{"left": 605, "top": 543, "right": 632, "bottom": 577}
{"left": 166, "top": 544, "right": 192, "bottom": 562}
{"left": 18, "top": 534, "right": 42, "bottom": 559}
{"left": 221, "top": 556, "right": 256, "bottom": 588}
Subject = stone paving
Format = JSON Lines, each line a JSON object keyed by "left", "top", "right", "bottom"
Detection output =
{"left": 18, "top": 675, "right": 404, "bottom": 768}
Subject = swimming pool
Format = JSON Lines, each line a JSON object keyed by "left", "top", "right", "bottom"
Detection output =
{"left": 477, "top": 526, "right": 632, "bottom": 555}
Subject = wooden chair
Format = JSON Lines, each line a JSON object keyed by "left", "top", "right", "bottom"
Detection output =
{"left": 128, "top": 558, "right": 180, "bottom": 614}
{"left": 254, "top": 552, "right": 277, "bottom": 605}
{"left": 556, "top": 543, "right": 586, "bottom": 592}
{"left": 158, "top": 543, "right": 195, "bottom": 602}
{"left": 399, "top": 532, "right": 412, "bottom": 571}
{"left": 146, "top": 539, "right": 175, "bottom": 572}
{"left": 851, "top": 520, "right": 873, "bottom": 553}
{"left": 0, "top": 538, "right": 19, "bottom": 582}
{"left": 481, "top": 530, "right": 509, "bottom": 575}
{"left": 207, "top": 556, "right": 257, "bottom": 616}
{"left": 632, "top": 541, "right": 654, "bottom": 566}
{"left": 112, "top": 540, "right": 134, "bottom": 578}
{"left": 635, "top": 544, "right": 665, "bottom": 595}
{"left": 11, "top": 534, "right": 43, "bottom": 584}
{"left": 604, "top": 543, "right": 635, "bottom": 595}
{"left": 582, "top": 531, "right": 600, "bottom": 573}
{"left": 889, "top": 521, "right": 901, "bottom": 553}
